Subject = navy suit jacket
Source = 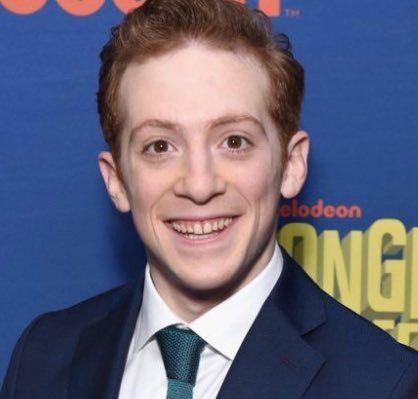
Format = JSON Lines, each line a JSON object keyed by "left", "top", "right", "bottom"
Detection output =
{"left": 2, "top": 249, "right": 418, "bottom": 398}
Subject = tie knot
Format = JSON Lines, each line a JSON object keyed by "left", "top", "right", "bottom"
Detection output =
{"left": 156, "top": 325, "right": 206, "bottom": 386}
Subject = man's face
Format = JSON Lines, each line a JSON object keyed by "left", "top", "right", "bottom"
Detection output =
{"left": 100, "top": 43, "right": 307, "bottom": 310}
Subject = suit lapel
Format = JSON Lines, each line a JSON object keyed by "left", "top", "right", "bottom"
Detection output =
{"left": 69, "top": 277, "right": 144, "bottom": 399}
{"left": 68, "top": 249, "right": 327, "bottom": 399}
{"left": 217, "top": 249, "right": 327, "bottom": 399}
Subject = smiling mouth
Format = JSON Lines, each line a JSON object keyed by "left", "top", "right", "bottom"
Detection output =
{"left": 167, "top": 217, "right": 236, "bottom": 240}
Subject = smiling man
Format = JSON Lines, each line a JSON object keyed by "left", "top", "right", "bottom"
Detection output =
{"left": 2, "top": 0, "right": 418, "bottom": 398}
{"left": 98, "top": 42, "right": 306, "bottom": 323}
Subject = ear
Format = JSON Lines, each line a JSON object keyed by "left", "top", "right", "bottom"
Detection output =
{"left": 98, "top": 151, "right": 131, "bottom": 213}
{"left": 280, "top": 130, "right": 310, "bottom": 199}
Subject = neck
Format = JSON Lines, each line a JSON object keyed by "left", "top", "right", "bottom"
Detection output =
{"left": 148, "top": 238, "right": 276, "bottom": 323}
{"left": 150, "top": 270, "right": 234, "bottom": 322}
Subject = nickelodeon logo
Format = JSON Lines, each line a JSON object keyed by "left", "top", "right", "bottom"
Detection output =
{"left": 280, "top": 199, "right": 362, "bottom": 219}
{"left": 1, "top": 0, "right": 282, "bottom": 16}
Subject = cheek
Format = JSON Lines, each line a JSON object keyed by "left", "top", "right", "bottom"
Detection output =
{"left": 129, "top": 175, "right": 163, "bottom": 210}
{"left": 234, "top": 158, "right": 281, "bottom": 203}
{"left": 125, "top": 165, "right": 178, "bottom": 222}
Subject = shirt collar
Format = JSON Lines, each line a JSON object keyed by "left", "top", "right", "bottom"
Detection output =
{"left": 133, "top": 243, "right": 283, "bottom": 361}
{"left": 133, "top": 267, "right": 183, "bottom": 352}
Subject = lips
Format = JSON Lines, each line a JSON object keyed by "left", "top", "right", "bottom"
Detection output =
{"left": 166, "top": 216, "right": 237, "bottom": 240}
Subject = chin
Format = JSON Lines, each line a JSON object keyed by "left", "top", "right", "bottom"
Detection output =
{"left": 173, "top": 264, "right": 247, "bottom": 301}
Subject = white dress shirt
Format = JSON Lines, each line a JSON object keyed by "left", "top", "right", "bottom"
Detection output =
{"left": 118, "top": 243, "right": 283, "bottom": 399}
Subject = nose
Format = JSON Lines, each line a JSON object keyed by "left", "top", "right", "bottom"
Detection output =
{"left": 173, "top": 149, "right": 226, "bottom": 204}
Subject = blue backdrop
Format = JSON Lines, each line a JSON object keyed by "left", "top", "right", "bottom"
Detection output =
{"left": 1, "top": 0, "right": 417, "bottom": 382}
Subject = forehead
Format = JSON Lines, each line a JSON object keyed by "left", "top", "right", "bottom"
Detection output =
{"left": 118, "top": 43, "right": 271, "bottom": 130}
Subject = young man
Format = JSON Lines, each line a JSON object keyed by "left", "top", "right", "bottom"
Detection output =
{"left": 2, "top": 0, "right": 418, "bottom": 398}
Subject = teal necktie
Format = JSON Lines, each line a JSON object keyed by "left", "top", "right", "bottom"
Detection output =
{"left": 156, "top": 326, "right": 206, "bottom": 399}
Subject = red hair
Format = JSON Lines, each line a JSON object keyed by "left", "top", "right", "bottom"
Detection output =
{"left": 97, "top": 0, "right": 304, "bottom": 165}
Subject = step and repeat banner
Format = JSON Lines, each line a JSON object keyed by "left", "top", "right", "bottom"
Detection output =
{"left": 1, "top": 0, "right": 417, "bottom": 382}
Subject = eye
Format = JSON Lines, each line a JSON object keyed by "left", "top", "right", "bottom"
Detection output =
{"left": 143, "top": 139, "right": 174, "bottom": 155}
{"left": 222, "top": 135, "right": 251, "bottom": 152}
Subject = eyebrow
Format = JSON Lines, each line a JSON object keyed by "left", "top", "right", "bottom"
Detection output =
{"left": 209, "top": 113, "right": 266, "bottom": 135}
{"left": 129, "top": 113, "right": 266, "bottom": 144}
{"left": 128, "top": 119, "right": 177, "bottom": 146}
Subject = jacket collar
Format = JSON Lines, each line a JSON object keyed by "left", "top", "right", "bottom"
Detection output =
{"left": 69, "top": 247, "right": 327, "bottom": 399}
{"left": 69, "top": 277, "right": 144, "bottom": 399}
{"left": 271, "top": 248, "right": 327, "bottom": 337}
{"left": 216, "top": 248, "right": 327, "bottom": 399}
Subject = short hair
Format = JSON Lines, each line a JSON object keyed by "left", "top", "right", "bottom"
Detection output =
{"left": 97, "top": 0, "right": 304, "bottom": 166}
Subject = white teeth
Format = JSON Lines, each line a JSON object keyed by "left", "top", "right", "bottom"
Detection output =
{"left": 171, "top": 217, "right": 233, "bottom": 235}
{"left": 193, "top": 223, "right": 203, "bottom": 234}
{"left": 203, "top": 222, "right": 212, "bottom": 234}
